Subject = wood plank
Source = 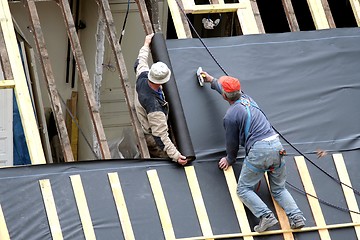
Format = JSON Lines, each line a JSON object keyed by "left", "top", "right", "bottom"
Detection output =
{"left": 306, "top": 0, "right": 330, "bottom": 29}
{"left": 27, "top": 46, "right": 54, "bottom": 163}
{"left": 181, "top": 0, "right": 196, "bottom": 9}
{"left": 294, "top": 156, "right": 331, "bottom": 240}
{"left": 236, "top": 0, "right": 261, "bottom": 35}
{"left": 19, "top": 41, "right": 35, "bottom": 105}
{"left": 167, "top": 0, "right": 192, "bottom": 38}
{"left": 70, "top": 91, "right": 78, "bottom": 160}
{"left": 264, "top": 173, "right": 294, "bottom": 240}
{"left": 25, "top": 0, "right": 74, "bottom": 163}
{"left": 223, "top": 166, "right": 253, "bottom": 240}
{"left": 96, "top": 0, "right": 150, "bottom": 158}
{"left": 248, "top": 0, "right": 265, "bottom": 33}
{"left": 147, "top": 169, "right": 176, "bottom": 240}
{"left": 184, "top": 3, "right": 245, "bottom": 14}
{"left": 108, "top": 172, "right": 135, "bottom": 240}
{"left": 58, "top": 0, "right": 111, "bottom": 159}
{"left": 209, "top": 0, "right": 225, "bottom": 5}
{"left": 319, "top": 0, "right": 336, "bottom": 28}
{"left": 177, "top": 221, "right": 360, "bottom": 240}
{"left": 39, "top": 179, "right": 63, "bottom": 240}
{"left": 0, "top": 205, "right": 10, "bottom": 240}
{"left": 281, "top": 0, "right": 300, "bottom": 31}
{"left": 0, "top": 80, "right": 15, "bottom": 89}
{"left": 70, "top": 175, "right": 96, "bottom": 240}
{"left": 185, "top": 166, "right": 213, "bottom": 238}
{"left": 350, "top": 0, "right": 360, "bottom": 26}
{"left": 0, "top": 0, "right": 46, "bottom": 164}
{"left": 134, "top": 0, "right": 154, "bottom": 34}
{"left": 0, "top": 28, "right": 13, "bottom": 79}
{"left": 333, "top": 153, "right": 360, "bottom": 238}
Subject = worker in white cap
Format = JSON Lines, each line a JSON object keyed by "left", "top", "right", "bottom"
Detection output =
{"left": 134, "top": 33, "right": 187, "bottom": 166}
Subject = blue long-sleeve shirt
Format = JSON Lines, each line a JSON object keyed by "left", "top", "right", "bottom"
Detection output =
{"left": 211, "top": 79, "right": 275, "bottom": 164}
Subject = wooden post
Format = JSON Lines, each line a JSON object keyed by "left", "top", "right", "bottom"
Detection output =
{"left": 306, "top": 0, "right": 331, "bottom": 29}
{"left": 96, "top": 0, "right": 150, "bottom": 158}
{"left": 167, "top": 0, "right": 192, "bottom": 38}
{"left": 25, "top": 0, "right": 74, "bottom": 162}
{"left": 135, "top": 0, "right": 154, "bottom": 35}
{"left": 350, "top": 0, "right": 360, "bottom": 26}
{"left": 58, "top": 0, "right": 111, "bottom": 159}
{"left": 281, "top": 0, "right": 300, "bottom": 32}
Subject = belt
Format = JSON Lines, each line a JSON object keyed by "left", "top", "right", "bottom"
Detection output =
{"left": 260, "top": 134, "right": 279, "bottom": 142}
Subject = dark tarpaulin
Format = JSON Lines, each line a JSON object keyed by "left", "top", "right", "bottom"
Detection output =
{"left": 0, "top": 151, "right": 359, "bottom": 239}
{"left": 166, "top": 27, "right": 360, "bottom": 160}
{"left": 1, "top": 28, "right": 360, "bottom": 240}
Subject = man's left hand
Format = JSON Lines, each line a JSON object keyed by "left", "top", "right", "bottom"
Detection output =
{"left": 218, "top": 157, "right": 229, "bottom": 170}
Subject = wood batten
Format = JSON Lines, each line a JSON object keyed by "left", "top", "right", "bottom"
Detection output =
{"left": 294, "top": 156, "right": 331, "bottom": 240}
{"left": 39, "top": 179, "right": 64, "bottom": 240}
{"left": 0, "top": 80, "right": 15, "bottom": 89}
{"left": 333, "top": 153, "right": 360, "bottom": 238}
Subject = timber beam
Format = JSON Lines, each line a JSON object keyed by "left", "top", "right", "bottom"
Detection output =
{"left": 0, "top": 80, "right": 15, "bottom": 89}
{"left": 57, "top": 0, "right": 111, "bottom": 159}
{"left": 183, "top": 3, "right": 246, "bottom": 14}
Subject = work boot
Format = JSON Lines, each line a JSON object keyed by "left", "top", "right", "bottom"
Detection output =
{"left": 290, "top": 215, "right": 306, "bottom": 229}
{"left": 254, "top": 213, "right": 278, "bottom": 232}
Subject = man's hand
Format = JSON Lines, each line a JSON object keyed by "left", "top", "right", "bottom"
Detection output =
{"left": 144, "top": 33, "right": 154, "bottom": 47}
{"left": 201, "top": 70, "right": 214, "bottom": 83}
{"left": 218, "top": 157, "right": 229, "bottom": 170}
{"left": 177, "top": 154, "right": 188, "bottom": 166}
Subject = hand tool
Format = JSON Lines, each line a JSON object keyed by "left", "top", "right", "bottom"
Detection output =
{"left": 196, "top": 67, "right": 206, "bottom": 87}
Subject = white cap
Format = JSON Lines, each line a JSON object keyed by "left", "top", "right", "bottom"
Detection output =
{"left": 148, "top": 62, "right": 171, "bottom": 84}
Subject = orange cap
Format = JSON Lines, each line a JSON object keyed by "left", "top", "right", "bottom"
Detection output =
{"left": 218, "top": 76, "right": 241, "bottom": 92}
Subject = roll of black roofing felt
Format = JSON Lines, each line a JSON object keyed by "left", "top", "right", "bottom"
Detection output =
{"left": 150, "top": 33, "right": 196, "bottom": 161}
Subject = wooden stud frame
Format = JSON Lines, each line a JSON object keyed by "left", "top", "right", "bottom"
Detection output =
{"left": 0, "top": 0, "right": 46, "bottom": 164}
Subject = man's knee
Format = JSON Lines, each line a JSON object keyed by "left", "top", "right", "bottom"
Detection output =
{"left": 237, "top": 184, "right": 250, "bottom": 199}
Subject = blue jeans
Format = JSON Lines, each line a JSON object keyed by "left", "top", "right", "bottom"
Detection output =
{"left": 237, "top": 138, "right": 303, "bottom": 220}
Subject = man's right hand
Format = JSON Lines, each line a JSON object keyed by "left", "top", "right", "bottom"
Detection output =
{"left": 144, "top": 33, "right": 154, "bottom": 47}
{"left": 218, "top": 157, "right": 230, "bottom": 170}
{"left": 201, "top": 70, "right": 214, "bottom": 83}
{"left": 177, "top": 154, "right": 188, "bottom": 166}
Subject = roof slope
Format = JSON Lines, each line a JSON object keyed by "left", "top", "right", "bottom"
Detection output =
{"left": 0, "top": 28, "right": 360, "bottom": 240}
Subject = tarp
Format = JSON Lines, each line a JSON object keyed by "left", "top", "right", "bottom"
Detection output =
{"left": 1, "top": 28, "right": 360, "bottom": 240}
{"left": 166, "top": 27, "right": 360, "bottom": 160}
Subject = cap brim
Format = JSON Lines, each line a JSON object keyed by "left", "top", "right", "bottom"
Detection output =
{"left": 148, "top": 71, "right": 171, "bottom": 84}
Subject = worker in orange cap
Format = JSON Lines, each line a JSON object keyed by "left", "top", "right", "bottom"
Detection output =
{"left": 201, "top": 71, "right": 305, "bottom": 232}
